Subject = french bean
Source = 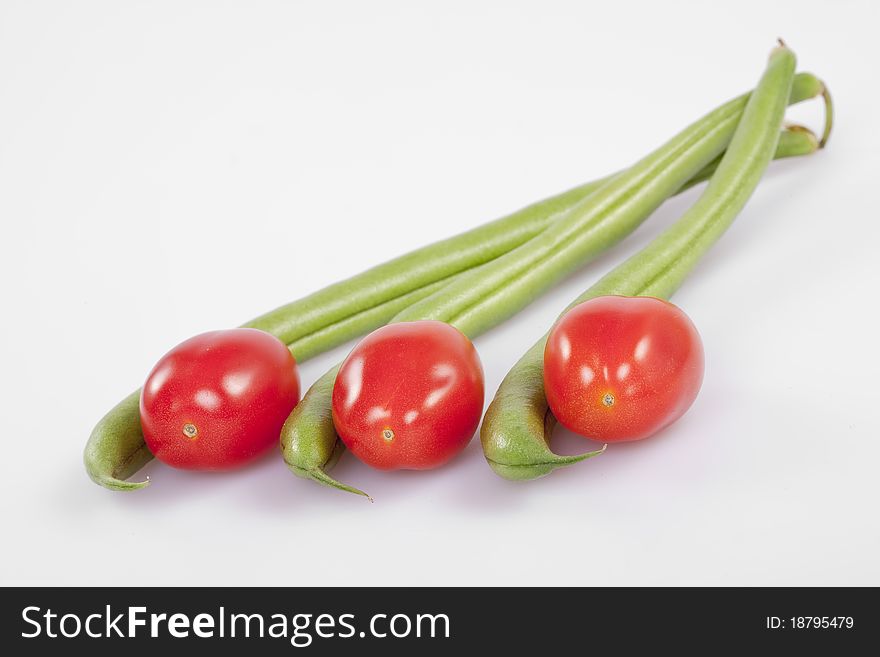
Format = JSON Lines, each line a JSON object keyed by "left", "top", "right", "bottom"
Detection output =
{"left": 482, "top": 45, "right": 826, "bottom": 480}
{"left": 248, "top": 72, "right": 825, "bottom": 346}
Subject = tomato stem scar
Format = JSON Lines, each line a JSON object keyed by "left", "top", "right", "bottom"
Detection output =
{"left": 602, "top": 393, "right": 615, "bottom": 407}
{"left": 182, "top": 423, "right": 198, "bottom": 439}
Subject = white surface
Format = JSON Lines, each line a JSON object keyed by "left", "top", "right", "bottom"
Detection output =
{"left": 1, "top": 0, "right": 878, "bottom": 587}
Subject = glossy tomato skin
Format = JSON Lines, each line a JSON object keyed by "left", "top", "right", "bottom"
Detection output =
{"left": 140, "top": 328, "right": 300, "bottom": 470}
{"left": 331, "top": 320, "right": 484, "bottom": 470}
{"left": 544, "top": 296, "right": 704, "bottom": 442}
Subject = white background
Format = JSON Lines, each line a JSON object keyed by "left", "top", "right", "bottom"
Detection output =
{"left": 1, "top": 0, "right": 877, "bottom": 586}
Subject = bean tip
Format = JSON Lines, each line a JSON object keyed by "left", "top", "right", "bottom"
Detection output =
{"left": 771, "top": 37, "right": 795, "bottom": 59}
{"left": 782, "top": 122, "right": 820, "bottom": 152}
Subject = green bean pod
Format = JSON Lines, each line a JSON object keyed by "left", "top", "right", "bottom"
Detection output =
{"left": 249, "top": 69, "right": 826, "bottom": 346}
{"left": 282, "top": 72, "right": 825, "bottom": 496}
{"left": 85, "top": 72, "right": 825, "bottom": 491}
{"left": 483, "top": 45, "right": 826, "bottom": 481}
{"left": 287, "top": 279, "right": 451, "bottom": 362}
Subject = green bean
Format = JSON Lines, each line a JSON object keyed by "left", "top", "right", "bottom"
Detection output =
{"left": 395, "top": 106, "right": 771, "bottom": 334}
{"left": 284, "top": 120, "right": 821, "bottom": 355}
{"left": 287, "top": 278, "right": 451, "bottom": 362}
{"left": 482, "top": 45, "right": 825, "bottom": 481}
{"left": 85, "top": 72, "right": 825, "bottom": 491}
{"left": 281, "top": 72, "right": 825, "bottom": 496}
{"left": 248, "top": 70, "right": 825, "bottom": 346}
{"left": 245, "top": 194, "right": 597, "bottom": 343}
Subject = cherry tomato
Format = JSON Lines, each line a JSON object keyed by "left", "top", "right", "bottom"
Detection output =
{"left": 331, "top": 320, "right": 484, "bottom": 470}
{"left": 543, "top": 296, "right": 704, "bottom": 442}
{"left": 140, "top": 328, "right": 300, "bottom": 470}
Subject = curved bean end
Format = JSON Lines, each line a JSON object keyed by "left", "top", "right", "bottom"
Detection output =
{"left": 281, "top": 409, "right": 373, "bottom": 501}
{"left": 84, "top": 391, "right": 153, "bottom": 491}
{"left": 287, "top": 463, "right": 373, "bottom": 502}
{"left": 86, "top": 469, "right": 151, "bottom": 491}
{"left": 819, "top": 81, "right": 834, "bottom": 148}
{"left": 480, "top": 360, "right": 606, "bottom": 482}
{"left": 485, "top": 445, "right": 606, "bottom": 481}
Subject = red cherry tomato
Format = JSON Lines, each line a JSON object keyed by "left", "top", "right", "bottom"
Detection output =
{"left": 140, "top": 328, "right": 300, "bottom": 470}
{"left": 544, "top": 296, "right": 704, "bottom": 442}
{"left": 331, "top": 320, "right": 484, "bottom": 470}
